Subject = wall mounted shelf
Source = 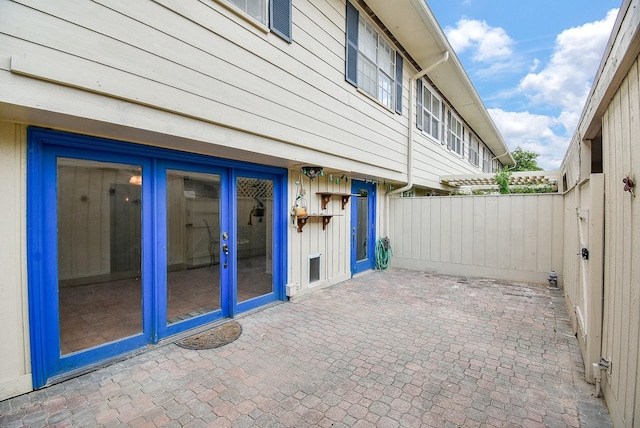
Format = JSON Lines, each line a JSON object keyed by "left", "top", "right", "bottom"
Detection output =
{"left": 295, "top": 214, "right": 342, "bottom": 232}
{"left": 316, "top": 192, "right": 358, "bottom": 210}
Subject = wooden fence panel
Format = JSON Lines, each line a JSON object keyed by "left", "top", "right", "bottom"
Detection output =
{"left": 389, "top": 193, "right": 564, "bottom": 284}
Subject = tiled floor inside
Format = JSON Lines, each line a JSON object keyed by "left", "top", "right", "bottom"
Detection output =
{"left": 59, "top": 258, "right": 272, "bottom": 354}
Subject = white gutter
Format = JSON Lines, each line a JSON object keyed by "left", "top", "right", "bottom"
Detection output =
{"left": 384, "top": 51, "right": 449, "bottom": 236}
{"left": 491, "top": 150, "right": 510, "bottom": 161}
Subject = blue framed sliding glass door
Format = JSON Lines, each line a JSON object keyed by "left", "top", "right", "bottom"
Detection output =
{"left": 27, "top": 128, "right": 287, "bottom": 388}
{"left": 28, "top": 147, "right": 154, "bottom": 386}
{"left": 233, "top": 174, "right": 284, "bottom": 315}
{"left": 157, "top": 164, "right": 229, "bottom": 339}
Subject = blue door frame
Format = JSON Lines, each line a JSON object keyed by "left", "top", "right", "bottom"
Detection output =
{"left": 351, "top": 180, "right": 376, "bottom": 275}
{"left": 26, "top": 128, "right": 287, "bottom": 388}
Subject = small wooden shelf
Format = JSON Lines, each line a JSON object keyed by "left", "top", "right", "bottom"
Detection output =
{"left": 295, "top": 214, "right": 342, "bottom": 232}
{"left": 316, "top": 192, "right": 358, "bottom": 210}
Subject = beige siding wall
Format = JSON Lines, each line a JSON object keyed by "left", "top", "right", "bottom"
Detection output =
{"left": 413, "top": 133, "right": 485, "bottom": 191}
{"left": 0, "top": 0, "right": 500, "bottom": 191}
{"left": 389, "top": 194, "right": 564, "bottom": 284}
{"left": 599, "top": 56, "right": 640, "bottom": 427}
{"left": 0, "top": 122, "right": 31, "bottom": 400}
{"left": 0, "top": 0, "right": 407, "bottom": 180}
{"left": 286, "top": 172, "right": 360, "bottom": 295}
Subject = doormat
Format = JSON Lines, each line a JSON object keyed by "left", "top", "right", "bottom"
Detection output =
{"left": 175, "top": 321, "right": 242, "bottom": 350}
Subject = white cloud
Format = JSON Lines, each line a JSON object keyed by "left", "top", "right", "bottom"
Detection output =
{"left": 444, "top": 9, "right": 619, "bottom": 169}
{"left": 529, "top": 58, "right": 540, "bottom": 73}
{"left": 488, "top": 108, "right": 567, "bottom": 169}
{"left": 445, "top": 18, "right": 513, "bottom": 62}
{"left": 519, "top": 9, "right": 618, "bottom": 133}
{"left": 480, "top": 10, "right": 617, "bottom": 169}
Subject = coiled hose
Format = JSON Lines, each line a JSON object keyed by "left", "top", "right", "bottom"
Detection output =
{"left": 375, "top": 237, "right": 392, "bottom": 270}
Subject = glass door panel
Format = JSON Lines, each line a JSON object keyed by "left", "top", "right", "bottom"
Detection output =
{"left": 236, "top": 177, "right": 274, "bottom": 303}
{"left": 356, "top": 189, "right": 369, "bottom": 262}
{"left": 166, "top": 170, "right": 221, "bottom": 324}
{"left": 351, "top": 180, "right": 376, "bottom": 275}
{"left": 57, "top": 158, "right": 143, "bottom": 355}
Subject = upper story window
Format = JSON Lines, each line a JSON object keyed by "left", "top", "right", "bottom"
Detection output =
{"left": 345, "top": 2, "right": 403, "bottom": 113}
{"left": 468, "top": 135, "right": 480, "bottom": 167}
{"left": 447, "top": 111, "right": 464, "bottom": 157}
{"left": 223, "top": 0, "right": 292, "bottom": 42}
{"left": 416, "top": 79, "right": 442, "bottom": 141}
{"left": 228, "top": 0, "right": 267, "bottom": 24}
{"left": 358, "top": 18, "right": 395, "bottom": 109}
{"left": 482, "top": 147, "right": 492, "bottom": 173}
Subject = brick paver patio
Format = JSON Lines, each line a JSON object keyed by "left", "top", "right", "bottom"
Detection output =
{"left": 0, "top": 269, "right": 612, "bottom": 427}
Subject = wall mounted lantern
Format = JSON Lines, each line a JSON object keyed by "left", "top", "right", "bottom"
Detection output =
{"left": 129, "top": 175, "right": 142, "bottom": 186}
{"left": 301, "top": 166, "right": 323, "bottom": 181}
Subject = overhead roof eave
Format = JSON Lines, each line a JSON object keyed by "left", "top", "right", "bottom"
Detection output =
{"left": 364, "top": 0, "right": 515, "bottom": 166}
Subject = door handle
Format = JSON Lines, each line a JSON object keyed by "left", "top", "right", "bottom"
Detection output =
{"left": 221, "top": 244, "right": 229, "bottom": 268}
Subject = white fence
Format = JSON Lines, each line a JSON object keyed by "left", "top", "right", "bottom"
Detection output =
{"left": 389, "top": 193, "right": 564, "bottom": 284}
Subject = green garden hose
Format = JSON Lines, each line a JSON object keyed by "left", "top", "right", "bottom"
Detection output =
{"left": 375, "top": 237, "right": 392, "bottom": 270}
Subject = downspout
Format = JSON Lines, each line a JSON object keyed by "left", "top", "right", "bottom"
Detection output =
{"left": 385, "top": 51, "right": 449, "bottom": 236}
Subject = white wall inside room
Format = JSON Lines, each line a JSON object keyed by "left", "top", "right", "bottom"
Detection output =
{"left": 0, "top": 122, "right": 32, "bottom": 400}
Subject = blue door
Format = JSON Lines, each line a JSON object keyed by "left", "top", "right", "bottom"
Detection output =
{"left": 351, "top": 180, "right": 376, "bottom": 275}
{"left": 27, "top": 128, "right": 287, "bottom": 388}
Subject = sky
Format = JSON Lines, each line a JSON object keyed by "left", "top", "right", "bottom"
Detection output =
{"left": 426, "top": 0, "right": 621, "bottom": 169}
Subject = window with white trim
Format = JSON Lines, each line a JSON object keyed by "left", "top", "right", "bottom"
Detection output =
{"left": 228, "top": 0, "right": 266, "bottom": 23}
{"left": 447, "top": 110, "right": 464, "bottom": 157}
{"left": 224, "top": 0, "right": 292, "bottom": 42}
{"left": 345, "top": 2, "right": 403, "bottom": 113}
{"left": 482, "top": 146, "right": 491, "bottom": 172}
{"left": 469, "top": 135, "right": 480, "bottom": 167}
{"left": 358, "top": 17, "right": 395, "bottom": 109}
{"left": 416, "top": 79, "right": 442, "bottom": 141}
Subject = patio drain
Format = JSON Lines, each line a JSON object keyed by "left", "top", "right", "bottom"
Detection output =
{"left": 175, "top": 321, "right": 242, "bottom": 350}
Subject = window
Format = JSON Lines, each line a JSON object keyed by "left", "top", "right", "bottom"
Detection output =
{"left": 469, "top": 135, "right": 480, "bottom": 167}
{"left": 345, "top": 2, "right": 403, "bottom": 113}
{"left": 416, "top": 79, "right": 442, "bottom": 141}
{"left": 447, "top": 111, "right": 464, "bottom": 157}
{"left": 229, "top": 0, "right": 266, "bottom": 23}
{"left": 225, "top": 0, "right": 292, "bottom": 42}
{"left": 482, "top": 146, "right": 491, "bottom": 173}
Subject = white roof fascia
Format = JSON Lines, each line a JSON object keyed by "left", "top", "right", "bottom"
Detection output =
{"left": 363, "top": 0, "right": 515, "bottom": 165}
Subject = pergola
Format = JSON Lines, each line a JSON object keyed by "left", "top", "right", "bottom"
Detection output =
{"left": 440, "top": 170, "right": 561, "bottom": 190}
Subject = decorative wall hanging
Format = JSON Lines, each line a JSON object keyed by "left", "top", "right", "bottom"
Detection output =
{"left": 292, "top": 178, "right": 308, "bottom": 221}
{"left": 623, "top": 173, "right": 635, "bottom": 197}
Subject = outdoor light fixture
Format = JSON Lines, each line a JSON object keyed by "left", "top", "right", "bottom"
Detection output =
{"left": 129, "top": 175, "right": 142, "bottom": 186}
{"left": 301, "top": 166, "right": 323, "bottom": 180}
